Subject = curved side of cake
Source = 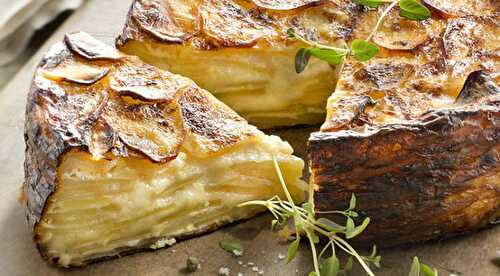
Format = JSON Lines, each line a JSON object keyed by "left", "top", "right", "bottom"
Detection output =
{"left": 24, "top": 32, "right": 306, "bottom": 267}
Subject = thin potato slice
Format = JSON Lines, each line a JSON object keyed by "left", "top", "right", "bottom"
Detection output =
{"left": 42, "top": 63, "right": 109, "bottom": 85}
{"left": 200, "top": 0, "right": 273, "bottom": 47}
{"left": 102, "top": 96, "right": 185, "bottom": 162}
{"left": 65, "top": 32, "right": 122, "bottom": 60}
{"left": 110, "top": 59, "right": 189, "bottom": 102}
{"left": 131, "top": 0, "right": 198, "bottom": 43}
{"left": 251, "top": 0, "right": 325, "bottom": 10}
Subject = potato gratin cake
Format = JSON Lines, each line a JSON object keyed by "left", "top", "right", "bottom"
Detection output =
{"left": 24, "top": 32, "right": 306, "bottom": 267}
{"left": 24, "top": 0, "right": 499, "bottom": 268}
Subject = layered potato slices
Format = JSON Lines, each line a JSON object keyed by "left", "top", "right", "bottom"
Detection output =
{"left": 24, "top": 32, "right": 306, "bottom": 266}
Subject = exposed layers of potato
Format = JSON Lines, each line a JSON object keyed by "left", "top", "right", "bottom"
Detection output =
{"left": 116, "top": 0, "right": 361, "bottom": 128}
{"left": 24, "top": 32, "right": 306, "bottom": 266}
{"left": 311, "top": 3, "right": 500, "bottom": 245}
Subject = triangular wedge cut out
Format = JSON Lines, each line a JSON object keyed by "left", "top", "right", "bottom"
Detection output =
{"left": 116, "top": 0, "right": 348, "bottom": 129}
{"left": 116, "top": 0, "right": 499, "bottom": 248}
{"left": 24, "top": 32, "right": 306, "bottom": 267}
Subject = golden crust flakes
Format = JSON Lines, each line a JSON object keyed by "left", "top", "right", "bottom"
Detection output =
{"left": 131, "top": 0, "right": 199, "bottom": 43}
{"left": 250, "top": 0, "right": 326, "bottom": 10}
{"left": 118, "top": 0, "right": 357, "bottom": 49}
{"left": 32, "top": 32, "right": 256, "bottom": 163}
{"left": 64, "top": 32, "right": 122, "bottom": 60}
{"left": 179, "top": 86, "right": 257, "bottom": 156}
{"left": 423, "top": 0, "right": 499, "bottom": 18}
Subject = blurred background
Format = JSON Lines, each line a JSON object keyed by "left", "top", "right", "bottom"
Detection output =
{"left": 0, "top": 0, "right": 86, "bottom": 89}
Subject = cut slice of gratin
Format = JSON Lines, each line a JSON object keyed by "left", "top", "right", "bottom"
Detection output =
{"left": 24, "top": 32, "right": 306, "bottom": 267}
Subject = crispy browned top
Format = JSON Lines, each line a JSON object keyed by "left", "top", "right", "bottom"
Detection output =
{"left": 321, "top": 4, "right": 499, "bottom": 131}
{"left": 116, "top": 0, "right": 361, "bottom": 49}
{"left": 29, "top": 32, "right": 257, "bottom": 163}
{"left": 117, "top": 1, "right": 499, "bottom": 133}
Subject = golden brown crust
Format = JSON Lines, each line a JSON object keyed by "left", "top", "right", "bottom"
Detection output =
{"left": 423, "top": 0, "right": 499, "bottom": 18}
{"left": 313, "top": 3, "right": 499, "bottom": 245}
{"left": 250, "top": 0, "right": 327, "bottom": 10}
{"left": 116, "top": 0, "right": 361, "bottom": 50}
{"left": 24, "top": 32, "right": 258, "bottom": 255}
{"left": 310, "top": 95, "right": 500, "bottom": 246}
{"left": 179, "top": 86, "right": 256, "bottom": 156}
{"left": 322, "top": 15, "right": 499, "bottom": 131}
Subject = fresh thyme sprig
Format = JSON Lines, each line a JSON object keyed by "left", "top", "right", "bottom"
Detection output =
{"left": 289, "top": 0, "right": 431, "bottom": 73}
{"left": 238, "top": 157, "right": 379, "bottom": 276}
{"left": 409, "top": 257, "right": 439, "bottom": 276}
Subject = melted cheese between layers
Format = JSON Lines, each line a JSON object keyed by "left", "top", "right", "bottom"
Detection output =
{"left": 120, "top": 41, "right": 338, "bottom": 128}
{"left": 36, "top": 133, "right": 306, "bottom": 267}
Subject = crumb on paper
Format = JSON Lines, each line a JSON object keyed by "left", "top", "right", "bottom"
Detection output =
{"left": 278, "top": 253, "right": 285, "bottom": 260}
{"left": 186, "top": 256, "right": 201, "bottom": 273}
{"left": 233, "top": 249, "right": 243, "bottom": 256}
{"left": 150, "top": 237, "right": 176, "bottom": 249}
{"left": 218, "top": 267, "right": 230, "bottom": 275}
{"left": 252, "top": 266, "right": 259, "bottom": 272}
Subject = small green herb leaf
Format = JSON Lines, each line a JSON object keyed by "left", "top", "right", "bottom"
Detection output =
{"left": 287, "top": 236, "right": 301, "bottom": 263}
{"left": 271, "top": 219, "right": 279, "bottom": 231}
{"left": 295, "top": 48, "right": 311, "bottom": 73}
{"left": 373, "top": 255, "right": 382, "bottom": 269}
{"left": 409, "top": 257, "right": 421, "bottom": 276}
{"left": 320, "top": 255, "right": 340, "bottom": 276}
{"left": 302, "top": 202, "right": 315, "bottom": 218}
{"left": 408, "top": 257, "right": 438, "bottom": 276}
{"left": 219, "top": 240, "right": 243, "bottom": 257}
{"left": 420, "top": 263, "right": 438, "bottom": 276}
{"left": 344, "top": 257, "right": 354, "bottom": 274}
{"left": 351, "top": 39, "right": 379, "bottom": 61}
{"left": 352, "top": 0, "right": 388, "bottom": 8}
{"left": 398, "top": 0, "right": 431, "bottom": 20}
{"left": 370, "top": 245, "right": 378, "bottom": 258}
{"left": 286, "top": 28, "right": 296, "bottom": 38}
{"left": 346, "top": 217, "right": 371, "bottom": 239}
{"left": 346, "top": 217, "right": 355, "bottom": 234}
{"left": 308, "top": 48, "right": 345, "bottom": 66}
{"left": 310, "top": 232, "right": 320, "bottom": 244}
{"left": 349, "top": 194, "right": 356, "bottom": 210}
{"left": 347, "top": 210, "right": 359, "bottom": 218}
{"left": 309, "top": 272, "right": 319, "bottom": 276}
{"left": 317, "top": 218, "right": 346, "bottom": 232}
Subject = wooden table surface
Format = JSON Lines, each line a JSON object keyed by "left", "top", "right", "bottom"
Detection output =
{"left": 0, "top": 0, "right": 498, "bottom": 275}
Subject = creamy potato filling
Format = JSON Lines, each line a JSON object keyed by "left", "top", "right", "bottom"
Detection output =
{"left": 36, "top": 134, "right": 306, "bottom": 266}
{"left": 120, "top": 41, "right": 338, "bottom": 128}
